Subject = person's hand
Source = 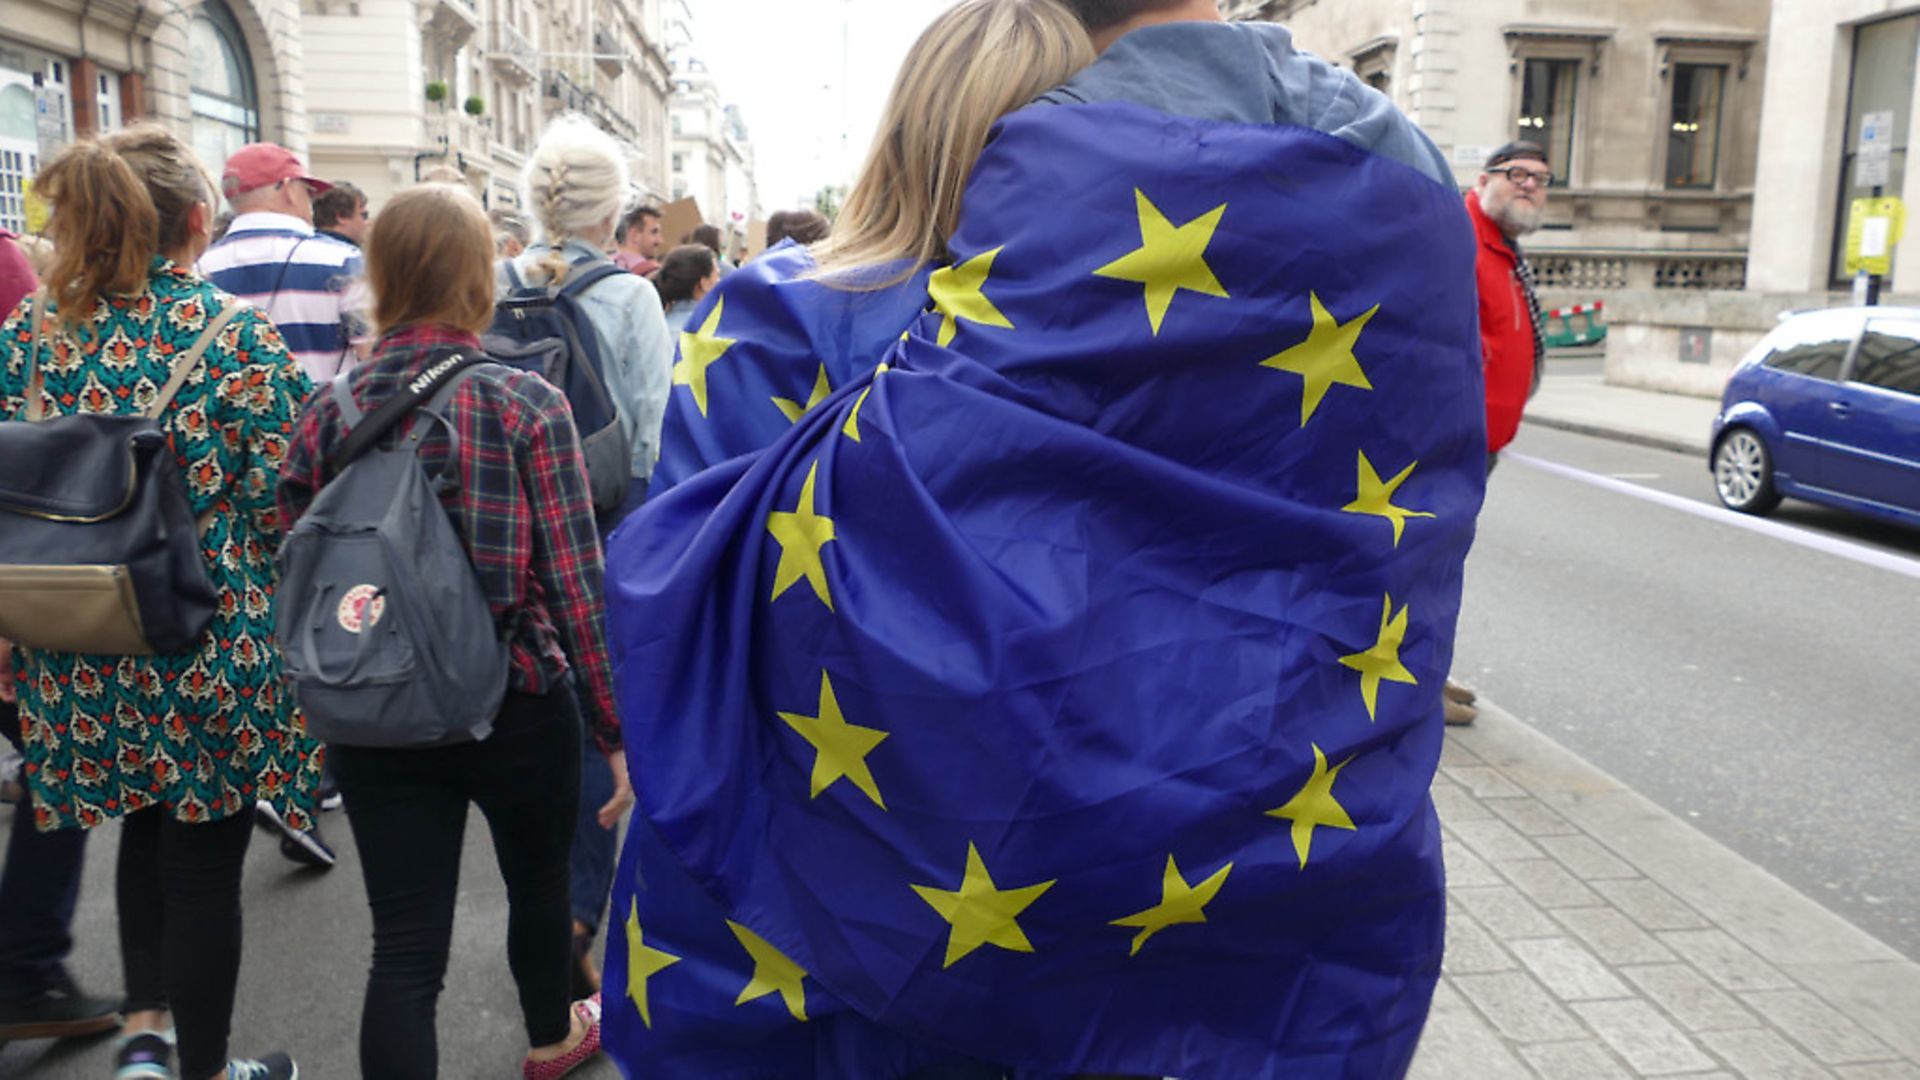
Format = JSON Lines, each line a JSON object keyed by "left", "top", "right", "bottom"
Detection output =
{"left": 0, "top": 639, "right": 15, "bottom": 705}
{"left": 597, "top": 747, "right": 633, "bottom": 830}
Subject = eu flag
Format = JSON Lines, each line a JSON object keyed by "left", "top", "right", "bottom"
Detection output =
{"left": 651, "top": 241, "right": 932, "bottom": 497}
{"left": 603, "top": 100, "right": 1485, "bottom": 1079}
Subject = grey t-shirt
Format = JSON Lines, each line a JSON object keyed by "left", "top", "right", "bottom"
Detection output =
{"left": 1033, "top": 20, "right": 1454, "bottom": 188}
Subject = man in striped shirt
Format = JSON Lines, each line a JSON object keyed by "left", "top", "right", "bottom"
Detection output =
{"left": 198, "top": 143, "right": 367, "bottom": 382}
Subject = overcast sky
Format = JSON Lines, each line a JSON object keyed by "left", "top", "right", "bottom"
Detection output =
{"left": 684, "top": 0, "right": 956, "bottom": 211}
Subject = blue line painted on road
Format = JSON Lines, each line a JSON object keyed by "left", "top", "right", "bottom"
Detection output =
{"left": 1511, "top": 452, "right": 1920, "bottom": 582}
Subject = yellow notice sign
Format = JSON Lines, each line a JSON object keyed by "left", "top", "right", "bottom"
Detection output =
{"left": 21, "top": 180, "right": 49, "bottom": 235}
{"left": 1845, "top": 196, "right": 1906, "bottom": 276}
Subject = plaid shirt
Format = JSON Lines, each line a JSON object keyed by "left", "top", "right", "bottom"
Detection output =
{"left": 277, "top": 325, "right": 621, "bottom": 753}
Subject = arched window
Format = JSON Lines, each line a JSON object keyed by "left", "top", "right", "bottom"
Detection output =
{"left": 189, "top": 1, "right": 261, "bottom": 175}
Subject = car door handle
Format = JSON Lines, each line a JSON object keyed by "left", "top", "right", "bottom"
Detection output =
{"left": 1829, "top": 401, "right": 1852, "bottom": 418}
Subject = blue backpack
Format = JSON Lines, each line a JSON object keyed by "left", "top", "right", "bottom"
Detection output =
{"left": 485, "top": 259, "right": 631, "bottom": 513}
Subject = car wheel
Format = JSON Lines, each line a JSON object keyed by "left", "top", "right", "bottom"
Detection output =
{"left": 1712, "top": 427, "right": 1782, "bottom": 515}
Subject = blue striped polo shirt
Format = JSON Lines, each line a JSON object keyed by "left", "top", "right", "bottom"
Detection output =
{"left": 197, "top": 212, "right": 368, "bottom": 381}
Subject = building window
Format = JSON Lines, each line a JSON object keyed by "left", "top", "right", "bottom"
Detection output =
{"left": 189, "top": 1, "right": 261, "bottom": 177}
{"left": 0, "top": 83, "right": 35, "bottom": 234}
{"left": 1666, "top": 64, "right": 1723, "bottom": 189}
{"left": 1831, "top": 13, "right": 1919, "bottom": 288}
{"left": 1517, "top": 59, "right": 1577, "bottom": 184}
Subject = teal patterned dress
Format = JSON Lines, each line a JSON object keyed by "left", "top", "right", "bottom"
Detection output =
{"left": 0, "top": 257, "right": 323, "bottom": 831}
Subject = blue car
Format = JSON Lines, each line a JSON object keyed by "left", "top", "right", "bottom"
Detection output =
{"left": 1711, "top": 306, "right": 1920, "bottom": 527}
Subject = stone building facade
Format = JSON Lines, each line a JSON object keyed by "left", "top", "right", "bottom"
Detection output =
{"left": 2, "top": 0, "right": 309, "bottom": 234}
{"left": 668, "top": 57, "right": 757, "bottom": 249}
{"left": 299, "top": 0, "right": 675, "bottom": 212}
{"left": 1225, "top": 0, "right": 1773, "bottom": 393}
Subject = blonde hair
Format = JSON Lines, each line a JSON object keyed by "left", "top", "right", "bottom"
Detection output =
{"left": 521, "top": 114, "right": 630, "bottom": 283}
{"left": 366, "top": 184, "right": 498, "bottom": 337}
{"left": 35, "top": 125, "right": 213, "bottom": 330}
{"left": 813, "top": 0, "right": 1093, "bottom": 289}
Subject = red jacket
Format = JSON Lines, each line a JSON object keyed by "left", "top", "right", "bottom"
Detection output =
{"left": 0, "top": 230, "right": 35, "bottom": 322}
{"left": 1466, "top": 191, "right": 1536, "bottom": 453}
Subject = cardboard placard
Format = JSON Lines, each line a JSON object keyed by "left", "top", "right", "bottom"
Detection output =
{"left": 745, "top": 218, "right": 769, "bottom": 258}
{"left": 661, "top": 196, "right": 704, "bottom": 246}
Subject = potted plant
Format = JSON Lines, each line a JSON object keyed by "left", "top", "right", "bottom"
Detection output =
{"left": 464, "top": 95, "right": 485, "bottom": 117}
{"left": 424, "top": 80, "right": 448, "bottom": 104}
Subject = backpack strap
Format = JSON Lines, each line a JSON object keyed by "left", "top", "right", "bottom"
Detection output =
{"left": 557, "top": 261, "right": 626, "bottom": 300}
{"left": 144, "top": 300, "right": 247, "bottom": 421}
{"left": 22, "top": 293, "right": 244, "bottom": 423}
{"left": 22, "top": 288, "right": 48, "bottom": 422}
{"left": 326, "top": 351, "right": 488, "bottom": 474}
{"left": 501, "top": 258, "right": 527, "bottom": 293}
{"left": 329, "top": 367, "right": 364, "bottom": 427}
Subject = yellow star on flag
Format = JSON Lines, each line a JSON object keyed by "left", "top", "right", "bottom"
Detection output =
{"left": 1342, "top": 451, "right": 1434, "bottom": 547}
{"left": 766, "top": 461, "right": 835, "bottom": 610}
{"left": 1260, "top": 291, "right": 1380, "bottom": 426}
{"left": 1265, "top": 744, "right": 1358, "bottom": 870}
{"left": 911, "top": 842, "right": 1056, "bottom": 968}
{"left": 673, "top": 297, "right": 738, "bottom": 418}
{"left": 623, "top": 900, "right": 682, "bottom": 1029}
{"left": 1338, "top": 594, "right": 1418, "bottom": 721}
{"left": 1110, "top": 855, "right": 1234, "bottom": 956}
{"left": 842, "top": 363, "right": 888, "bottom": 442}
{"left": 779, "top": 671, "right": 889, "bottom": 809}
{"left": 726, "top": 920, "right": 809, "bottom": 1022}
{"left": 773, "top": 365, "right": 832, "bottom": 423}
{"left": 928, "top": 247, "right": 1015, "bottom": 347}
{"left": 1093, "top": 189, "right": 1230, "bottom": 335}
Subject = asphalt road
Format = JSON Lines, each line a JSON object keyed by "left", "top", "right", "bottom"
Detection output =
{"left": 1454, "top": 423, "right": 1920, "bottom": 961}
{"left": 0, "top": 809, "right": 628, "bottom": 1079}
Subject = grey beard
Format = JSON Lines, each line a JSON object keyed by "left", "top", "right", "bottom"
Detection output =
{"left": 1494, "top": 199, "right": 1542, "bottom": 237}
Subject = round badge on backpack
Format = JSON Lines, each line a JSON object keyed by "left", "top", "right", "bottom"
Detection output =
{"left": 337, "top": 585, "right": 387, "bottom": 634}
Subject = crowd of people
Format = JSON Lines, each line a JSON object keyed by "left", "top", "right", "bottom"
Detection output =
{"left": 0, "top": 0, "right": 1553, "bottom": 1078}
{"left": 0, "top": 105, "right": 813, "bottom": 1080}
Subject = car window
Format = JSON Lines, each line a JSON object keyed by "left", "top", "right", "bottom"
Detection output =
{"left": 1854, "top": 318, "right": 1920, "bottom": 395}
{"left": 1759, "top": 315, "right": 1859, "bottom": 381}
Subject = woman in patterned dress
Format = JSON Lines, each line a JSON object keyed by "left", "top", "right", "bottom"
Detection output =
{"left": 0, "top": 126, "right": 314, "bottom": 1080}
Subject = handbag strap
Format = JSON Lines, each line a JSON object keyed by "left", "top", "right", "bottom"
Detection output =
{"left": 21, "top": 293, "right": 245, "bottom": 423}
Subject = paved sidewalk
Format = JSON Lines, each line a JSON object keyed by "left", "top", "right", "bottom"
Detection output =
{"left": 1412, "top": 701, "right": 1920, "bottom": 1079}
{"left": 1525, "top": 370, "right": 1722, "bottom": 456}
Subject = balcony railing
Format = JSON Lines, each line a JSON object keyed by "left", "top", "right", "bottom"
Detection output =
{"left": 592, "top": 26, "right": 628, "bottom": 77}
{"left": 1531, "top": 250, "right": 1748, "bottom": 292}
{"left": 421, "top": 0, "right": 480, "bottom": 49}
{"left": 490, "top": 20, "right": 538, "bottom": 83}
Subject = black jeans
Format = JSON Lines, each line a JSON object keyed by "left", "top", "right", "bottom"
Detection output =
{"left": 0, "top": 697, "right": 90, "bottom": 999}
{"left": 117, "top": 804, "right": 256, "bottom": 1080}
{"left": 330, "top": 685, "right": 582, "bottom": 1080}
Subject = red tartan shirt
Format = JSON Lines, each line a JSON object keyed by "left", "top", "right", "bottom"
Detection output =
{"left": 277, "top": 324, "right": 621, "bottom": 753}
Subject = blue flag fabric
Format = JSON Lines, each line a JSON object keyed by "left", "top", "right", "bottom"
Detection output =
{"left": 604, "top": 100, "right": 1485, "bottom": 1079}
{"left": 651, "top": 239, "right": 933, "bottom": 497}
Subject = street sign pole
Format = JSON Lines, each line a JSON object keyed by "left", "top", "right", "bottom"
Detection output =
{"left": 1871, "top": 184, "right": 1885, "bottom": 306}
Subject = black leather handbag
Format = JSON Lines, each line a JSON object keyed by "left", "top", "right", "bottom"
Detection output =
{"left": 0, "top": 293, "right": 243, "bottom": 655}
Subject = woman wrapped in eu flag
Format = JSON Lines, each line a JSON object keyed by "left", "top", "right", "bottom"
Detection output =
{"left": 604, "top": 0, "right": 1487, "bottom": 1076}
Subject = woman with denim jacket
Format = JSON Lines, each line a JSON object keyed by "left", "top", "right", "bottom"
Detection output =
{"left": 492, "top": 114, "right": 669, "bottom": 1001}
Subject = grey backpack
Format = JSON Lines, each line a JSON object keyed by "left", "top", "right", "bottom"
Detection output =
{"left": 276, "top": 354, "right": 510, "bottom": 747}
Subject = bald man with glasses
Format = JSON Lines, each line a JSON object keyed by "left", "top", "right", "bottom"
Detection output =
{"left": 1446, "top": 140, "right": 1554, "bottom": 725}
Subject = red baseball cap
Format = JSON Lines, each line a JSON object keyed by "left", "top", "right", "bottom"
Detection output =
{"left": 221, "top": 143, "right": 332, "bottom": 200}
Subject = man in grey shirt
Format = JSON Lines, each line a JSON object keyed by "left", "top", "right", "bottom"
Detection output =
{"left": 1037, "top": 0, "right": 1453, "bottom": 188}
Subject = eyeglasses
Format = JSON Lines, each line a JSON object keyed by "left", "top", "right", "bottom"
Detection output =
{"left": 1497, "top": 165, "right": 1554, "bottom": 188}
